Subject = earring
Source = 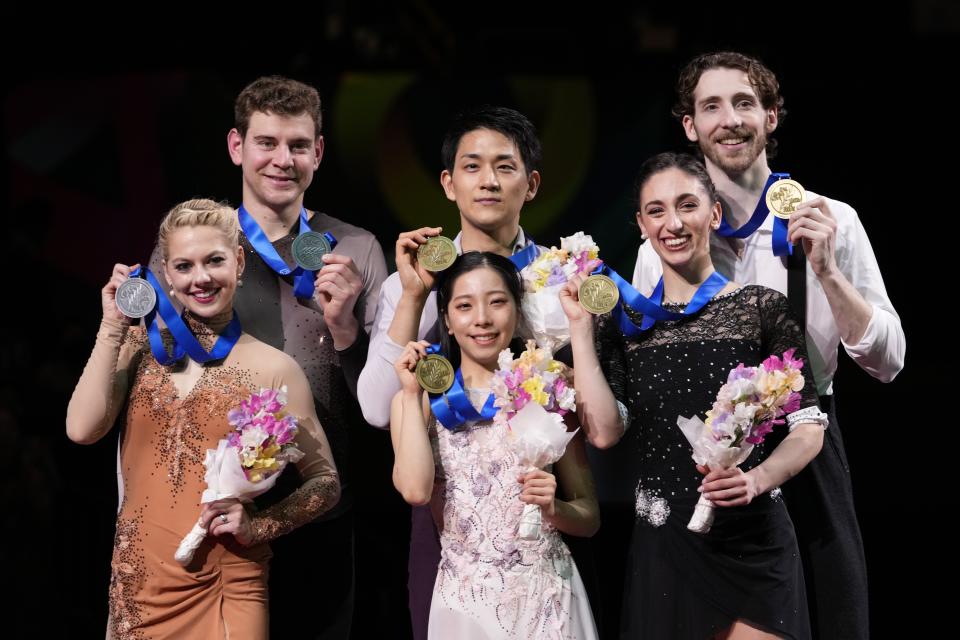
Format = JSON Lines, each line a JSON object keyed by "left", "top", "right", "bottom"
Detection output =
{"left": 237, "top": 277, "right": 244, "bottom": 288}
{"left": 169, "top": 287, "right": 176, "bottom": 297}
{"left": 641, "top": 232, "right": 648, "bottom": 240}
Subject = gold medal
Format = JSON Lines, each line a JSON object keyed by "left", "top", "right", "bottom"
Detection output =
{"left": 415, "top": 354, "right": 455, "bottom": 394}
{"left": 417, "top": 236, "right": 458, "bottom": 272}
{"left": 765, "top": 179, "right": 806, "bottom": 219}
{"left": 578, "top": 274, "right": 620, "bottom": 315}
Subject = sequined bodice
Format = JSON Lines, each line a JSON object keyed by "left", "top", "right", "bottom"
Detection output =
{"left": 595, "top": 286, "right": 819, "bottom": 521}
{"left": 431, "top": 389, "right": 568, "bottom": 570}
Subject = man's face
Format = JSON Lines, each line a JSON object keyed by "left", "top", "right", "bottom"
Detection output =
{"left": 228, "top": 111, "right": 323, "bottom": 211}
{"left": 440, "top": 128, "right": 539, "bottom": 233}
{"left": 682, "top": 67, "right": 778, "bottom": 177}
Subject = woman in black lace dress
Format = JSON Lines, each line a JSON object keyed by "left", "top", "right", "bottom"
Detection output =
{"left": 562, "top": 153, "right": 827, "bottom": 639}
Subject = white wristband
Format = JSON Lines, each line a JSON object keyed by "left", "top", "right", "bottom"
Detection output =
{"left": 786, "top": 406, "right": 829, "bottom": 431}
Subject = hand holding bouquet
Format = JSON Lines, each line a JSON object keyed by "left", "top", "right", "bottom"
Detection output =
{"left": 174, "top": 387, "right": 304, "bottom": 565}
{"left": 677, "top": 350, "right": 805, "bottom": 533}
{"left": 491, "top": 340, "right": 578, "bottom": 540}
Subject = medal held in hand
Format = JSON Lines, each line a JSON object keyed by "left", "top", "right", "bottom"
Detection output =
{"left": 765, "top": 179, "right": 806, "bottom": 219}
{"left": 416, "top": 354, "right": 455, "bottom": 394}
{"left": 291, "top": 231, "right": 334, "bottom": 270}
{"left": 578, "top": 274, "right": 620, "bottom": 315}
{"left": 417, "top": 236, "right": 458, "bottom": 272}
{"left": 116, "top": 276, "right": 157, "bottom": 319}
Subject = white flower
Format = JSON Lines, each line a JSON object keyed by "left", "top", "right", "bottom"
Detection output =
{"left": 240, "top": 425, "right": 269, "bottom": 452}
{"left": 717, "top": 378, "right": 756, "bottom": 404}
{"left": 556, "top": 386, "right": 577, "bottom": 411}
{"left": 497, "top": 348, "right": 514, "bottom": 371}
{"left": 733, "top": 402, "right": 760, "bottom": 423}
{"left": 560, "top": 231, "right": 598, "bottom": 256}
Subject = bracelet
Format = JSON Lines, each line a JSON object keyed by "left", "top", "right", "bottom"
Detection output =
{"left": 786, "top": 406, "right": 829, "bottom": 431}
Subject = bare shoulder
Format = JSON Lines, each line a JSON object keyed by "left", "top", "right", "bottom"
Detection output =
{"left": 237, "top": 333, "right": 305, "bottom": 381}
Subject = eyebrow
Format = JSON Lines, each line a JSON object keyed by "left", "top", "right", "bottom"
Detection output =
{"left": 643, "top": 193, "right": 699, "bottom": 209}
{"left": 697, "top": 91, "right": 758, "bottom": 108}
{"left": 252, "top": 135, "right": 313, "bottom": 144}
{"left": 459, "top": 152, "right": 517, "bottom": 162}
{"left": 172, "top": 250, "right": 227, "bottom": 262}
{"left": 451, "top": 288, "right": 510, "bottom": 299}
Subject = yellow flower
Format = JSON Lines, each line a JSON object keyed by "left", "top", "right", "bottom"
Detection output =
{"left": 261, "top": 443, "right": 281, "bottom": 459}
{"left": 252, "top": 457, "right": 277, "bottom": 470}
{"left": 547, "top": 360, "right": 566, "bottom": 374}
{"left": 522, "top": 378, "right": 549, "bottom": 406}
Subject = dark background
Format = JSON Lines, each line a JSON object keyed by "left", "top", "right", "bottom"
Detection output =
{"left": 2, "top": 4, "right": 944, "bottom": 638}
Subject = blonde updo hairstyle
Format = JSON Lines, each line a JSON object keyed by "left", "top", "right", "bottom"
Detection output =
{"left": 157, "top": 199, "right": 240, "bottom": 260}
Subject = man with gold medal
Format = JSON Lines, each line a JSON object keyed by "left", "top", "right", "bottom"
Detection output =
{"left": 358, "top": 106, "right": 548, "bottom": 639}
{"left": 626, "top": 52, "right": 905, "bottom": 639}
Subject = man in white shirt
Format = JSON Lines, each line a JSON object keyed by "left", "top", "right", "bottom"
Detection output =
{"left": 632, "top": 52, "right": 905, "bottom": 639}
{"left": 357, "top": 106, "right": 542, "bottom": 639}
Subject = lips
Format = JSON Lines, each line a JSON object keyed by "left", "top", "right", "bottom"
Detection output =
{"left": 469, "top": 333, "right": 499, "bottom": 345}
{"left": 660, "top": 236, "right": 691, "bottom": 251}
{"left": 714, "top": 129, "right": 752, "bottom": 151}
{"left": 189, "top": 288, "right": 220, "bottom": 304}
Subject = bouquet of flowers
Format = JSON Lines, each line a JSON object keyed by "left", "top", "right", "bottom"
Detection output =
{"left": 174, "top": 387, "right": 304, "bottom": 565}
{"left": 677, "top": 349, "right": 805, "bottom": 533}
{"left": 491, "top": 340, "right": 577, "bottom": 540}
{"left": 519, "top": 232, "right": 600, "bottom": 352}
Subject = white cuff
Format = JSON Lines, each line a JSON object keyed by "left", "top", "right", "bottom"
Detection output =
{"left": 786, "top": 406, "right": 829, "bottom": 431}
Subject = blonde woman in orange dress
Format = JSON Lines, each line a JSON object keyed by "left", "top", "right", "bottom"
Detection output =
{"left": 67, "top": 199, "right": 340, "bottom": 639}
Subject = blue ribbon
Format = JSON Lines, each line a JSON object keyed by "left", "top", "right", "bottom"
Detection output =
{"left": 238, "top": 206, "right": 337, "bottom": 298}
{"left": 771, "top": 213, "right": 791, "bottom": 257}
{"left": 425, "top": 344, "right": 498, "bottom": 430}
{"left": 715, "top": 172, "right": 793, "bottom": 257}
{"left": 136, "top": 267, "right": 184, "bottom": 365}
{"left": 637, "top": 272, "right": 730, "bottom": 331}
{"left": 133, "top": 267, "right": 242, "bottom": 365}
{"left": 594, "top": 265, "right": 728, "bottom": 336}
{"left": 509, "top": 241, "right": 539, "bottom": 270}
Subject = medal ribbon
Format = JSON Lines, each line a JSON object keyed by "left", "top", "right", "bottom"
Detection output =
{"left": 591, "top": 264, "right": 729, "bottom": 336}
{"left": 425, "top": 344, "right": 498, "bottom": 430}
{"left": 132, "top": 266, "right": 242, "bottom": 365}
{"left": 715, "top": 172, "right": 793, "bottom": 257}
{"left": 239, "top": 205, "right": 337, "bottom": 298}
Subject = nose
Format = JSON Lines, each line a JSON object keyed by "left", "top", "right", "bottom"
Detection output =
{"left": 480, "top": 166, "right": 500, "bottom": 190}
{"left": 719, "top": 103, "right": 742, "bottom": 129}
{"left": 273, "top": 145, "right": 294, "bottom": 168}
{"left": 194, "top": 266, "right": 213, "bottom": 285}
{"left": 666, "top": 210, "right": 683, "bottom": 232}
{"left": 474, "top": 302, "right": 492, "bottom": 326}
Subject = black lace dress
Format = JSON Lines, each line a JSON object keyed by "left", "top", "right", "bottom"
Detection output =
{"left": 597, "top": 285, "right": 820, "bottom": 640}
